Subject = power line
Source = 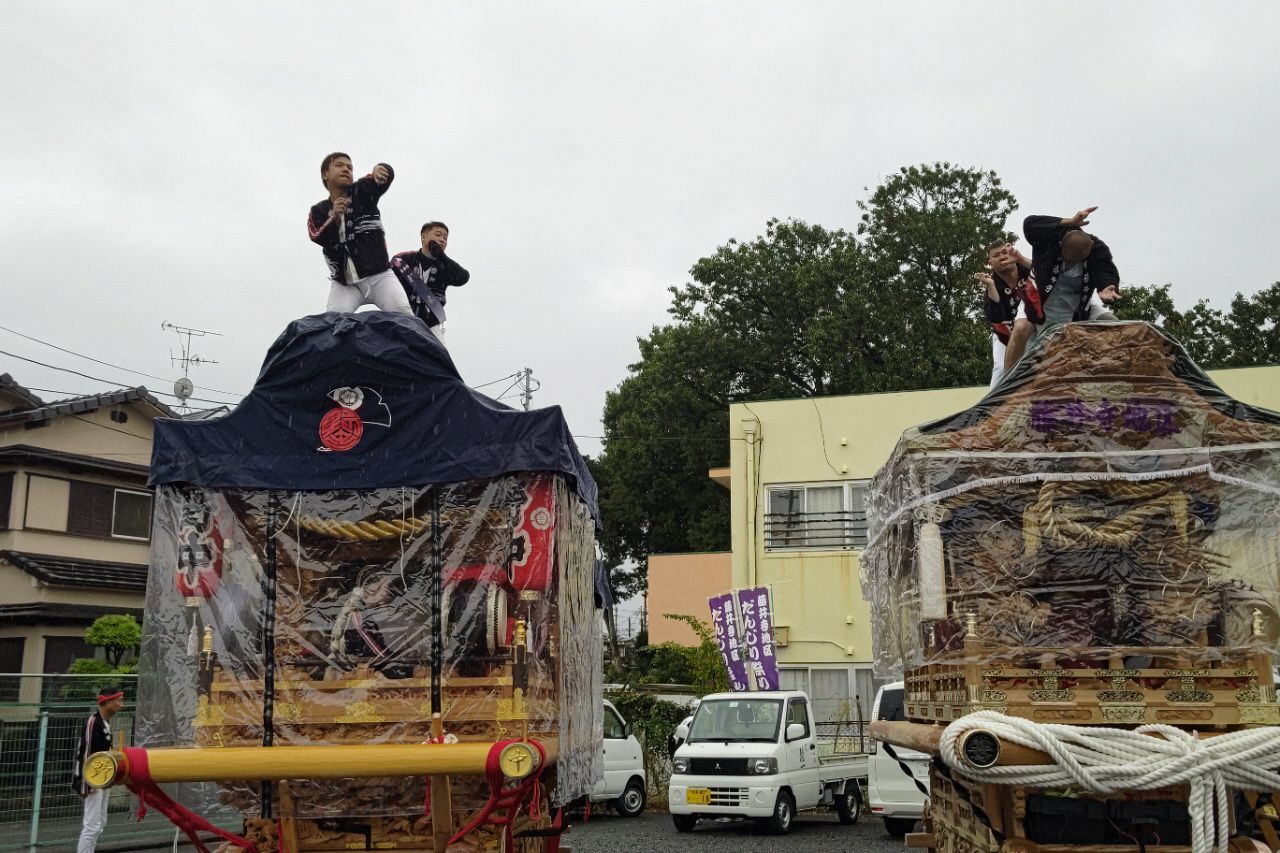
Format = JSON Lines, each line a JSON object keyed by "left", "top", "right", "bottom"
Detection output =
{"left": 471, "top": 372, "right": 522, "bottom": 390}
{"left": 0, "top": 324, "right": 246, "bottom": 399}
{"left": 494, "top": 377, "right": 524, "bottom": 402}
{"left": 0, "top": 349, "right": 238, "bottom": 407}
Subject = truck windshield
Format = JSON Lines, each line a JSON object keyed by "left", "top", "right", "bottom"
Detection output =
{"left": 687, "top": 698, "right": 783, "bottom": 743}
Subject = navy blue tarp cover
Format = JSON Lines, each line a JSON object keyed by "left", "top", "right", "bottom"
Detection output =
{"left": 149, "top": 313, "right": 598, "bottom": 519}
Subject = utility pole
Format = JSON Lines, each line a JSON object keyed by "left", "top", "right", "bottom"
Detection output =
{"left": 162, "top": 321, "right": 221, "bottom": 412}
{"left": 518, "top": 367, "right": 540, "bottom": 411}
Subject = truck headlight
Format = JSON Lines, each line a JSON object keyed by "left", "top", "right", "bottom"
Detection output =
{"left": 673, "top": 757, "right": 690, "bottom": 774}
{"left": 747, "top": 758, "right": 777, "bottom": 775}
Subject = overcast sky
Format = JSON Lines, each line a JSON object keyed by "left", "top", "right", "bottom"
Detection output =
{"left": 3, "top": 2, "right": 1277, "bottom": 456}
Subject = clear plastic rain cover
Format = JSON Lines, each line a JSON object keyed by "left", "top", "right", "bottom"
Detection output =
{"left": 862, "top": 322, "right": 1280, "bottom": 677}
{"left": 135, "top": 472, "right": 602, "bottom": 819}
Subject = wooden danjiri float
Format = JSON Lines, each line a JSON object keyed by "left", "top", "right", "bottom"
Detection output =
{"left": 82, "top": 313, "right": 604, "bottom": 852}
{"left": 863, "top": 322, "right": 1280, "bottom": 853}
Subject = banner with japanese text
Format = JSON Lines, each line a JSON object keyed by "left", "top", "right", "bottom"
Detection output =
{"left": 736, "top": 586, "right": 780, "bottom": 690}
{"left": 708, "top": 592, "right": 750, "bottom": 691}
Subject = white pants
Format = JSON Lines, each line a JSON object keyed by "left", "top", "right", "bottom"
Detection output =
{"left": 77, "top": 788, "right": 108, "bottom": 852}
{"left": 989, "top": 334, "right": 1007, "bottom": 389}
{"left": 1087, "top": 293, "right": 1117, "bottom": 321}
{"left": 326, "top": 270, "right": 413, "bottom": 315}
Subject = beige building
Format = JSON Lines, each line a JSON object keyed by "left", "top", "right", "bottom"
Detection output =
{"left": 648, "top": 364, "right": 1280, "bottom": 723}
{"left": 647, "top": 552, "right": 731, "bottom": 646}
{"left": 0, "top": 374, "right": 175, "bottom": 702}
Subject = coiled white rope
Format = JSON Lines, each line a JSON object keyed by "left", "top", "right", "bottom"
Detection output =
{"left": 939, "top": 710, "right": 1280, "bottom": 853}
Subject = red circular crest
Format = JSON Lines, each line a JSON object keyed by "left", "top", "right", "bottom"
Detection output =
{"left": 319, "top": 407, "right": 363, "bottom": 451}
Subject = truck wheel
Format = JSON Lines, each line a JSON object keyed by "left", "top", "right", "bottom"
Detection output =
{"left": 884, "top": 817, "right": 916, "bottom": 838}
{"left": 766, "top": 790, "right": 795, "bottom": 835}
{"left": 835, "top": 785, "right": 860, "bottom": 825}
{"left": 672, "top": 813, "right": 698, "bottom": 833}
{"left": 614, "top": 779, "right": 646, "bottom": 817}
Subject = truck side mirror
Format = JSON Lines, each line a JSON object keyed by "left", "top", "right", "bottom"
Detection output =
{"left": 786, "top": 723, "right": 806, "bottom": 742}
{"left": 623, "top": 723, "right": 633, "bottom": 739}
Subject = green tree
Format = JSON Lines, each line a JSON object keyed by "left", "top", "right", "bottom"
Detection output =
{"left": 1220, "top": 282, "right": 1280, "bottom": 367}
{"left": 61, "top": 615, "right": 139, "bottom": 701}
{"left": 625, "top": 642, "right": 697, "bottom": 685}
{"left": 662, "top": 614, "right": 731, "bottom": 695}
{"left": 596, "top": 321, "right": 735, "bottom": 572}
{"left": 82, "top": 614, "right": 141, "bottom": 668}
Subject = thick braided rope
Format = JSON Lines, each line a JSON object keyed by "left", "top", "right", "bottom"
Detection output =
{"left": 939, "top": 711, "right": 1280, "bottom": 853}
{"left": 297, "top": 515, "right": 431, "bottom": 541}
{"left": 1025, "top": 480, "right": 1189, "bottom": 554}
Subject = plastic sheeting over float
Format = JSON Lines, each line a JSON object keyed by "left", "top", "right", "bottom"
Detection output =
{"left": 862, "top": 322, "right": 1280, "bottom": 677}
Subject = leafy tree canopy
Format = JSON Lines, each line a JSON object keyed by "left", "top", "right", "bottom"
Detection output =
{"left": 83, "top": 614, "right": 141, "bottom": 668}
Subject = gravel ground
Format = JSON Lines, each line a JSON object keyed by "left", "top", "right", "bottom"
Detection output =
{"left": 563, "top": 810, "right": 906, "bottom": 853}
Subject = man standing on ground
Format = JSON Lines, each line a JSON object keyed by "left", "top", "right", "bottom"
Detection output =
{"left": 308, "top": 152, "right": 413, "bottom": 315}
{"left": 1023, "top": 206, "right": 1121, "bottom": 332}
{"left": 72, "top": 685, "right": 124, "bottom": 852}
{"left": 391, "top": 221, "right": 470, "bottom": 342}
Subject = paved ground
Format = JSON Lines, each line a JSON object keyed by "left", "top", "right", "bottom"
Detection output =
{"left": 564, "top": 810, "right": 906, "bottom": 853}
{"left": 6, "top": 806, "right": 905, "bottom": 852}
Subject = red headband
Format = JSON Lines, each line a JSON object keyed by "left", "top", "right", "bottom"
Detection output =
{"left": 97, "top": 690, "right": 124, "bottom": 703}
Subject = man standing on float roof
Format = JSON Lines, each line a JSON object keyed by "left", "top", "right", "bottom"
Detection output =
{"left": 72, "top": 685, "right": 124, "bottom": 852}
{"left": 308, "top": 152, "right": 413, "bottom": 315}
{"left": 391, "top": 221, "right": 470, "bottom": 342}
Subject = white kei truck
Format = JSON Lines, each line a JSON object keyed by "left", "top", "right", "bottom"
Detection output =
{"left": 668, "top": 690, "right": 868, "bottom": 835}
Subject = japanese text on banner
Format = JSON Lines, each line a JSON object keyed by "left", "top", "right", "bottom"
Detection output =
{"left": 736, "top": 586, "right": 779, "bottom": 690}
{"left": 708, "top": 592, "right": 750, "bottom": 691}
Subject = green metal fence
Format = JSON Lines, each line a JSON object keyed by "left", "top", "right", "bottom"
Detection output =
{"left": 0, "top": 674, "right": 238, "bottom": 852}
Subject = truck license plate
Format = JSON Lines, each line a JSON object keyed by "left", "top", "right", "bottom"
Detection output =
{"left": 686, "top": 788, "right": 711, "bottom": 805}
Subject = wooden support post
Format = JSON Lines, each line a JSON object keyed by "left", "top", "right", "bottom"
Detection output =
{"left": 430, "top": 713, "right": 453, "bottom": 853}
{"left": 276, "top": 781, "right": 299, "bottom": 853}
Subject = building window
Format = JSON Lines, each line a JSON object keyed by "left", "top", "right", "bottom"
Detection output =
{"left": 0, "top": 471, "right": 13, "bottom": 529}
{"left": 61, "top": 480, "right": 152, "bottom": 541}
{"left": 42, "top": 635, "right": 92, "bottom": 674}
{"left": 0, "top": 637, "right": 24, "bottom": 702}
{"left": 111, "top": 489, "right": 152, "bottom": 540}
{"left": 764, "top": 482, "right": 867, "bottom": 550}
{"left": 779, "top": 665, "right": 884, "bottom": 726}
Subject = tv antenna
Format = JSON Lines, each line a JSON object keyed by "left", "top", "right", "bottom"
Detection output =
{"left": 162, "top": 321, "right": 221, "bottom": 410}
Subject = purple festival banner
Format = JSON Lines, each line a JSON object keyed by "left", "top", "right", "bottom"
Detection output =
{"left": 736, "top": 586, "right": 780, "bottom": 691}
{"left": 708, "top": 592, "right": 751, "bottom": 691}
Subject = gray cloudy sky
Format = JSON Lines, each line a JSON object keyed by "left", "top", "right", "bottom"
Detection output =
{"left": 3, "top": 2, "right": 1278, "bottom": 455}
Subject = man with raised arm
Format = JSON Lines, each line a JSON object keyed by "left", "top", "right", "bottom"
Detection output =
{"left": 391, "top": 221, "right": 471, "bottom": 342}
{"left": 1023, "top": 206, "right": 1121, "bottom": 331}
{"left": 308, "top": 152, "right": 413, "bottom": 315}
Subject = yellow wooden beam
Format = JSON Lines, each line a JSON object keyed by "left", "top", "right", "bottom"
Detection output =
{"left": 85, "top": 740, "right": 554, "bottom": 788}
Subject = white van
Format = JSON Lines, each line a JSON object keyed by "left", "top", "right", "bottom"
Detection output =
{"left": 867, "top": 681, "right": 929, "bottom": 837}
{"left": 591, "top": 699, "right": 647, "bottom": 816}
